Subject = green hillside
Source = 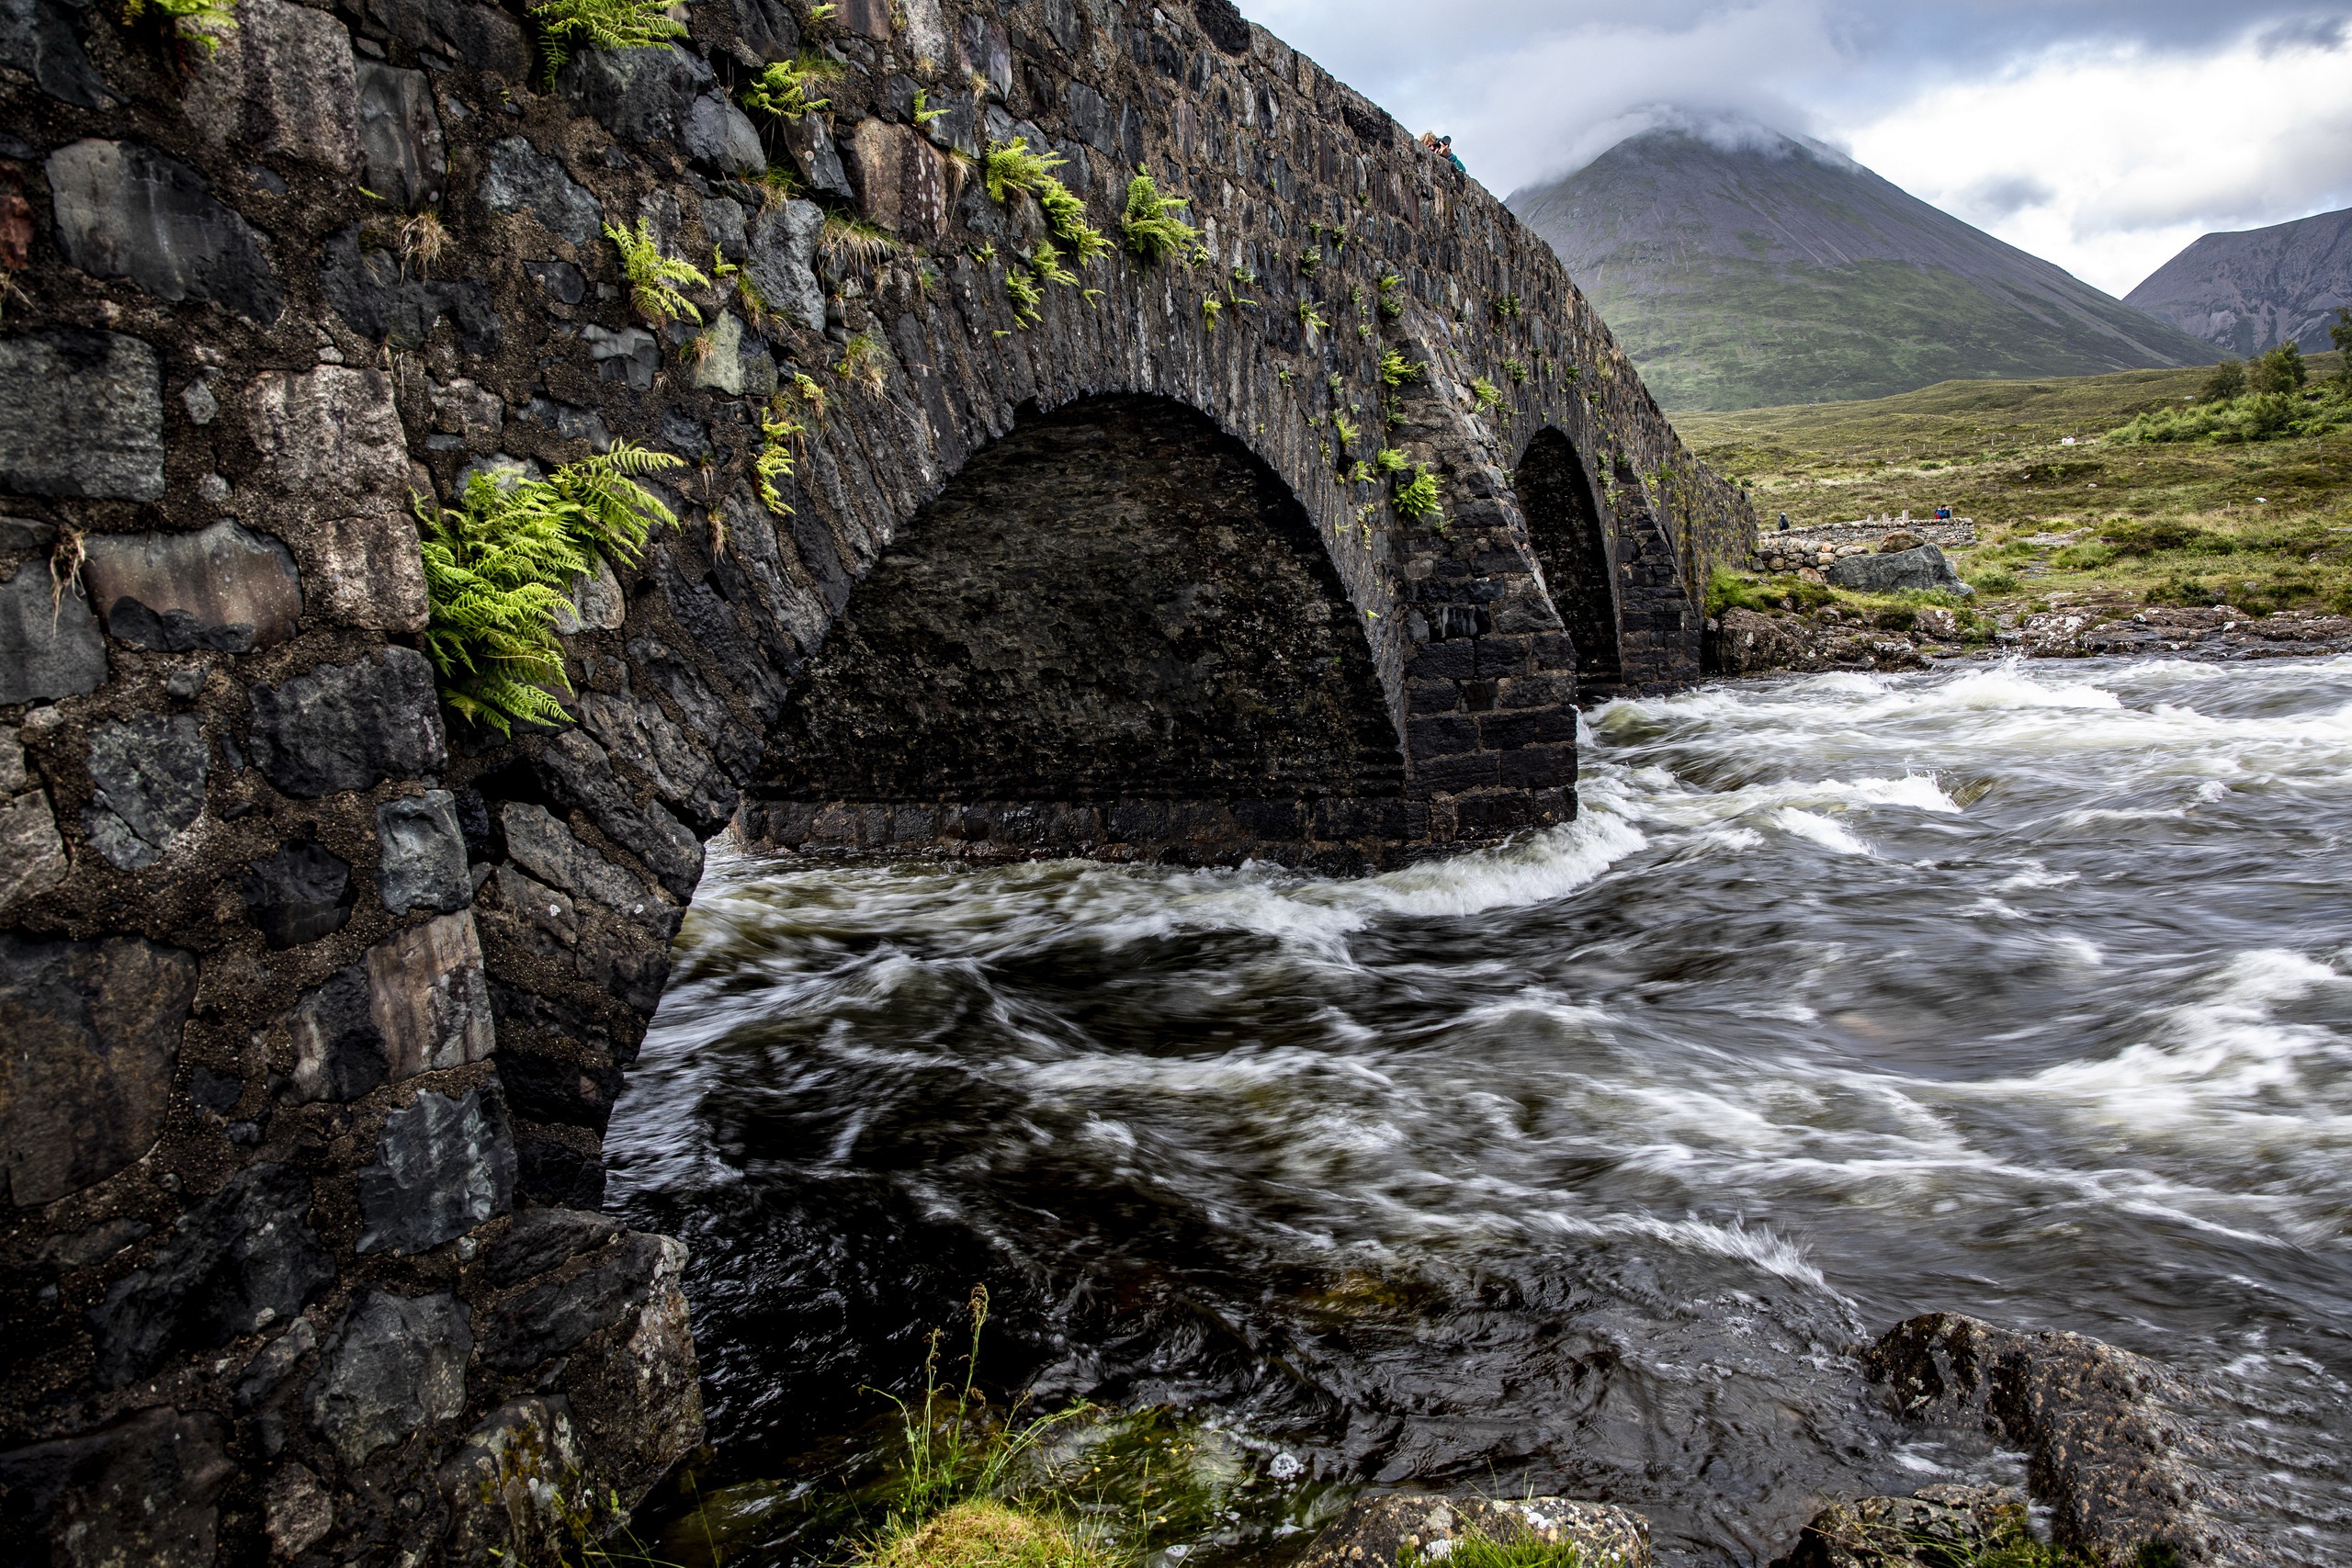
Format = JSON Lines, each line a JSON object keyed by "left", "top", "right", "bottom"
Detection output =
{"left": 1509, "top": 125, "right": 2217, "bottom": 413}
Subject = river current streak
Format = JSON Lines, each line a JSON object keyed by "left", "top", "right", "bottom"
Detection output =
{"left": 610, "top": 655, "right": 2352, "bottom": 1565}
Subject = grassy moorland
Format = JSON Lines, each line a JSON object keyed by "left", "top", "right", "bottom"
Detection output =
{"left": 1677, "top": 351, "right": 2352, "bottom": 618}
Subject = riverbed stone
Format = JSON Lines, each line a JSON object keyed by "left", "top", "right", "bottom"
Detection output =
{"left": 0, "top": 326, "right": 164, "bottom": 502}
{"left": 278, "top": 964, "right": 387, "bottom": 1103}
{"left": 0, "top": 1407, "right": 233, "bottom": 1568}
{"left": 306, "top": 1286, "right": 471, "bottom": 1465}
{"left": 354, "top": 1083, "right": 515, "bottom": 1254}
{"left": 244, "top": 364, "right": 411, "bottom": 506}
{"left": 376, "top": 790, "right": 469, "bottom": 913}
{"left": 0, "top": 558, "right": 107, "bottom": 705}
{"left": 241, "top": 838, "right": 356, "bottom": 948}
{"left": 364, "top": 909, "right": 494, "bottom": 1077}
{"left": 1295, "top": 1495, "right": 1654, "bottom": 1568}
{"left": 85, "top": 1162, "right": 330, "bottom": 1387}
{"left": 0, "top": 931, "right": 196, "bottom": 1207}
{"left": 746, "top": 197, "right": 825, "bottom": 333}
{"left": 83, "top": 521, "right": 305, "bottom": 652}
{"left": 183, "top": 0, "right": 360, "bottom": 171}
{"left": 481, "top": 135, "right": 603, "bottom": 245}
{"left": 245, "top": 646, "right": 446, "bottom": 798}
{"left": 83, "top": 713, "right": 207, "bottom": 870}
{"left": 0, "top": 0, "right": 109, "bottom": 108}
{"left": 44, "top": 141, "right": 283, "bottom": 321}
{"left": 356, "top": 61, "right": 444, "bottom": 209}
{"left": 1826, "top": 544, "right": 1970, "bottom": 596}
{"left": 1769, "top": 1484, "right": 2025, "bottom": 1568}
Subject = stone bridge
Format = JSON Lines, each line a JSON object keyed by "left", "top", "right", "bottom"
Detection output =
{"left": 0, "top": 0, "right": 1750, "bottom": 1558}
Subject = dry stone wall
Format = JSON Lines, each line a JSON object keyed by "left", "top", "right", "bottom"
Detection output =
{"left": 0, "top": 0, "right": 1750, "bottom": 1560}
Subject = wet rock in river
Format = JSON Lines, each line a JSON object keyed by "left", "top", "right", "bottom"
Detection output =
{"left": 1769, "top": 1483, "right": 2025, "bottom": 1568}
{"left": 1295, "top": 1495, "right": 1654, "bottom": 1568}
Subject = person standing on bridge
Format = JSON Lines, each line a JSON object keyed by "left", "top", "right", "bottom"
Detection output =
{"left": 1440, "top": 134, "right": 1464, "bottom": 172}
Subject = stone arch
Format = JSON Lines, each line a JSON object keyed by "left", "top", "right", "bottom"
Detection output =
{"left": 1514, "top": 425, "right": 1622, "bottom": 693}
{"left": 742, "top": 393, "right": 1408, "bottom": 868}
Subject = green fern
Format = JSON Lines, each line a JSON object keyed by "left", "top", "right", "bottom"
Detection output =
{"left": 1394, "top": 463, "right": 1442, "bottom": 525}
{"left": 1121, "top": 172, "right": 1205, "bottom": 265}
{"left": 1029, "top": 239, "right": 1077, "bottom": 288}
{"left": 1376, "top": 273, "right": 1403, "bottom": 319}
{"left": 122, "top": 0, "right": 234, "bottom": 53}
{"left": 605, "top": 217, "right": 708, "bottom": 328}
{"left": 1298, "top": 299, "right": 1329, "bottom": 336}
{"left": 1330, "top": 412, "right": 1360, "bottom": 450}
{"left": 1004, "top": 266, "right": 1042, "bottom": 328}
{"left": 739, "top": 51, "right": 842, "bottom": 118}
{"left": 1373, "top": 446, "right": 1408, "bottom": 475}
{"left": 414, "top": 445, "right": 680, "bottom": 737}
{"left": 911, "top": 86, "right": 947, "bottom": 126}
{"left": 1202, "top": 297, "right": 1221, "bottom": 333}
{"left": 1470, "top": 377, "right": 1502, "bottom": 412}
{"left": 1504, "top": 357, "right": 1528, "bottom": 385}
{"left": 756, "top": 401, "right": 803, "bottom": 516}
{"left": 982, "top": 138, "right": 1066, "bottom": 203}
{"left": 528, "top": 0, "right": 684, "bottom": 86}
{"left": 1380, "top": 348, "right": 1422, "bottom": 386}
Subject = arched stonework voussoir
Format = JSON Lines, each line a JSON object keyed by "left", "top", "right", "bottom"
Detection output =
{"left": 0, "top": 0, "right": 1758, "bottom": 1559}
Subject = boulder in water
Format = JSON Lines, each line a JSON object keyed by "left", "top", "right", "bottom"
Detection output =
{"left": 1769, "top": 1483, "right": 2025, "bottom": 1568}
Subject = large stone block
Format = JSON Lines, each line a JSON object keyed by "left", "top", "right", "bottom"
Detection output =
{"left": 557, "top": 46, "right": 763, "bottom": 174}
{"left": 1827, "top": 544, "right": 1971, "bottom": 596}
{"left": 244, "top": 365, "right": 410, "bottom": 507}
{"left": 298, "top": 504, "right": 431, "bottom": 634}
{"left": 0, "top": 0, "right": 109, "bottom": 108}
{"left": 83, "top": 713, "right": 208, "bottom": 870}
{"left": 44, "top": 142, "right": 282, "bottom": 322}
{"left": 376, "top": 790, "right": 469, "bottom": 913}
{"left": 497, "top": 800, "right": 653, "bottom": 917}
{"left": 846, "top": 118, "right": 949, "bottom": 243}
{"left": 480, "top": 136, "right": 603, "bottom": 246}
{"left": 0, "top": 787, "right": 68, "bottom": 911}
{"left": 0, "top": 327, "right": 164, "bottom": 502}
{"left": 0, "top": 558, "right": 107, "bottom": 705}
{"left": 83, "top": 1162, "right": 332, "bottom": 1387}
{"left": 322, "top": 222, "right": 503, "bottom": 355}
{"left": 182, "top": 0, "right": 361, "bottom": 173}
{"left": 0, "top": 932, "right": 196, "bottom": 1207}
{"left": 354, "top": 1084, "right": 515, "bottom": 1254}
{"left": 245, "top": 646, "right": 447, "bottom": 798}
{"left": 356, "top": 61, "right": 445, "bottom": 209}
{"left": 358, "top": 0, "right": 529, "bottom": 79}
{"left": 306, "top": 1287, "right": 471, "bottom": 1465}
{"left": 83, "top": 521, "right": 305, "bottom": 652}
{"left": 241, "top": 838, "right": 356, "bottom": 948}
{"left": 781, "top": 110, "right": 852, "bottom": 197}
{"left": 0, "top": 1408, "right": 233, "bottom": 1568}
{"left": 746, "top": 198, "right": 825, "bottom": 333}
{"left": 534, "top": 730, "right": 703, "bottom": 899}
{"left": 277, "top": 964, "right": 387, "bottom": 1103}
{"left": 364, "top": 909, "right": 494, "bottom": 1077}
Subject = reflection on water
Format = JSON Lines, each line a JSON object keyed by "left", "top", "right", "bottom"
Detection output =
{"left": 609, "top": 656, "right": 2352, "bottom": 1564}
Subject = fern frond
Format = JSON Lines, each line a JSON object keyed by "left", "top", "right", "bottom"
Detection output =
{"left": 527, "top": 0, "right": 684, "bottom": 87}
{"left": 605, "top": 218, "right": 709, "bottom": 328}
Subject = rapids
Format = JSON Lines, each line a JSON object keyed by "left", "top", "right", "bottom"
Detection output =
{"left": 609, "top": 655, "right": 2352, "bottom": 1564}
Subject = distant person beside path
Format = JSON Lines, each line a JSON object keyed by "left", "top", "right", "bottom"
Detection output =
{"left": 1778, "top": 512, "right": 1791, "bottom": 531}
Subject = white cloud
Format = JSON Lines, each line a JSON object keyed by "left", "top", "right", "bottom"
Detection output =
{"left": 1840, "top": 31, "right": 2352, "bottom": 294}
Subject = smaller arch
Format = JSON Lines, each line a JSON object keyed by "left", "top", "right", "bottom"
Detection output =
{"left": 1515, "top": 426, "right": 1623, "bottom": 693}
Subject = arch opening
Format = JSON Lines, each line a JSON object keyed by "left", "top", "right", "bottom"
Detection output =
{"left": 1517, "top": 427, "right": 1623, "bottom": 692}
{"left": 741, "top": 395, "right": 1409, "bottom": 866}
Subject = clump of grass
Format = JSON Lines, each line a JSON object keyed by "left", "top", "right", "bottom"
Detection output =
{"left": 1120, "top": 172, "right": 1205, "bottom": 266}
{"left": 1400, "top": 1525, "right": 1617, "bottom": 1568}
{"left": 528, "top": 0, "right": 684, "bottom": 85}
{"left": 1707, "top": 569, "right": 1837, "bottom": 616}
{"left": 605, "top": 217, "right": 708, "bottom": 328}
{"left": 414, "top": 446, "right": 678, "bottom": 736}
{"left": 865, "top": 1499, "right": 1113, "bottom": 1568}
{"left": 740, "top": 51, "right": 842, "bottom": 118}
{"left": 824, "top": 212, "right": 904, "bottom": 266}
{"left": 836, "top": 331, "right": 889, "bottom": 391}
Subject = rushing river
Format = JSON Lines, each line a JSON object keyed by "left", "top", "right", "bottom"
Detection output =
{"left": 609, "top": 655, "right": 2352, "bottom": 1565}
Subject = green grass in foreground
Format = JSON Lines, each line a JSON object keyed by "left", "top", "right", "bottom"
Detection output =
{"left": 1680, "top": 354, "right": 2352, "bottom": 620}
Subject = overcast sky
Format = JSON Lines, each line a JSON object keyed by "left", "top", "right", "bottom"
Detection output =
{"left": 1236, "top": 0, "right": 2352, "bottom": 297}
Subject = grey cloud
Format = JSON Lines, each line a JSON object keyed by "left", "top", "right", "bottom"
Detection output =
{"left": 1963, "top": 175, "right": 2056, "bottom": 220}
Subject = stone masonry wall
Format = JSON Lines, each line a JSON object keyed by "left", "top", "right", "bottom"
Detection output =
{"left": 0, "top": 0, "right": 1751, "bottom": 1560}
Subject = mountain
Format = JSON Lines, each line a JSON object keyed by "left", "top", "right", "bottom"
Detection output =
{"left": 1506, "top": 122, "right": 2218, "bottom": 412}
{"left": 2124, "top": 207, "right": 2352, "bottom": 358}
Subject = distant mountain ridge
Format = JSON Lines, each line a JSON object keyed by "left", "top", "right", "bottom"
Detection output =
{"left": 2125, "top": 207, "right": 2352, "bottom": 358}
{"left": 1507, "top": 123, "right": 2217, "bottom": 412}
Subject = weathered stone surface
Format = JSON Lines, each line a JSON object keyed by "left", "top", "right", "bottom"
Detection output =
{"left": 241, "top": 838, "right": 355, "bottom": 949}
{"left": 354, "top": 1084, "right": 515, "bottom": 1254}
{"left": 1870, "top": 1313, "right": 2239, "bottom": 1563}
{"left": 702, "top": 193, "right": 748, "bottom": 262}
{"left": 244, "top": 365, "right": 411, "bottom": 506}
{"left": 438, "top": 1396, "right": 593, "bottom": 1564}
{"left": 83, "top": 521, "right": 304, "bottom": 652}
{"left": 246, "top": 646, "right": 447, "bottom": 798}
{"left": 358, "top": 0, "right": 530, "bottom": 78}
{"left": 0, "top": 0, "right": 107, "bottom": 108}
{"left": 44, "top": 142, "right": 283, "bottom": 321}
{"left": 182, "top": 0, "right": 361, "bottom": 172}
{"left": 0, "top": 326, "right": 164, "bottom": 502}
{"left": 781, "top": 109, "right": 853, "bottom": 197}
{"left": 745, "top": 197, "right": 825, "bottom": 333}
{"left": 83, "top": 713, "right": 207, "bottom": 870}
{"left": 690, "top": 309, "right": 773, "bottom": 395}
{"left": 552, "top": 556, "right": 626, "bottom": 635}
{"left": 1295, "top": 1495, "right": 1654, "bottom": 1568}
{"left": 575, "top": 689, "right": 734, "bottom": 832}
{"left": 1713, "top": 606, "right": 1931, "bottom": 677}
{"left": 356, "top": 61, "right": 445, "bottom": 209}
{"left": 557, "top": 46, "right": 762, "bottom": 173}
{"left": 1826, "top": 543, "right": 1970, "bottom": 595}
{"left": 846, "top": 118, "right": 949, "bottom": 242}
{"left": 479, "top": 1228, "right": 669, "bottom": 1369}
{"left": 306, "top": 1286, "right": 471, "bottom": 1464}
{"left": 480, "top": 1205, "right": 623, "bottom": 1290}
{"left": 535, "top": 731, "right": 702, "bottom": 899}
{"left": 0, "top": 932, "right": 195, "bottom": 1206}
{"left": 85, "top": 1163, "right": 331, "bottom": 1386}
{"left": 364, "top": 909, "right": 494, "bottom": 1077}
{"left": 0, "top": 558, "right": 107, "bottom": 705}
{"left": 0, "top": 787, "right": 68, "bottom": 910}
{"left": 729, "top": 0, "right": 797, "bottom": 59}
{"left": 265, "top": 1462, "right": 334, "bottom": 1560}
{"left": 277, "top": 964, "right": 387, "bottom": 1103}
{"left": 322, "top": 221, "right": 503, "bottom": 354}
{"left": 0, "top": 1408, "right": 232, "bottom": 1568}
{"left": 301, "top": 506, "right": 432, "bottom": 634}
{"left": 1769, "top": 1484, "right": 2025, "bottom": 1568}
{"left": 376, "top": 790, "right": 469, "bottom": 913}
{"left": 497, "top": 800, "right": 654, "bottom": 917}
{"left": 583, "top": 322, "right": 660, "bottom": 389}
{"left": 481, "top": 135, "right": 602, "bottom": 245}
